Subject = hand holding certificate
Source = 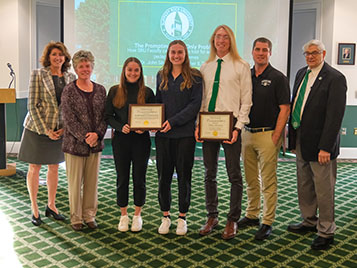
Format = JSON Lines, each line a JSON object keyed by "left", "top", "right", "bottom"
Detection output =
{"left": 198, "top": 112, "right": 233, "bottom": 141}
{"left": 129, "top": 104, "right": 164, "bottom": 130}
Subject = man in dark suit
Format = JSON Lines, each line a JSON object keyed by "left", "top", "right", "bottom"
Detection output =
{"left": 287, "top": 39, "right": 347, "bottom": 250}
{"left": 342, "top": 48, "right": 350, "bottom": 59}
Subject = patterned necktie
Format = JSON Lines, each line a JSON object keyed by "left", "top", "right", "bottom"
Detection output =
{"left": 208, "top": 59, "right": 223, "bottom": 112}
{"left": 291, "top": 69, "right": 311, "bottom": 129}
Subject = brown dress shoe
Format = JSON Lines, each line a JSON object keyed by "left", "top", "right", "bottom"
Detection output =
{"left": 222, "top": 220, "right": 237, "bottom": 240}
{"left": 199, "top": 217, "right": 218, "bottom": 235}
{"left": 71, "top": 223, "right": 83, "bottom": 231}
{"left": 86, "top": 220, "right": 98, "bottom": 229}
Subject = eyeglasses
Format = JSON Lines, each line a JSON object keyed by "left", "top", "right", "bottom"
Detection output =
{"left": 303, "top": 51, "right": 322, "bottom": 57}
{"left": 215, "top": 34, "right": 229, "bottom": 40}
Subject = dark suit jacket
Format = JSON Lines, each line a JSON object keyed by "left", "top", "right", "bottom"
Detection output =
{"left": 288, "top": 62, "right": 347, "bottom": 161}
{"left": 343, "top": 53, "right": 350, "bottom": 59}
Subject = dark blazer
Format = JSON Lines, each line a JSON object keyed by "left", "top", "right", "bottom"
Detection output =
{"left": 288, "top": 62, "right": 347, "bottom": 161}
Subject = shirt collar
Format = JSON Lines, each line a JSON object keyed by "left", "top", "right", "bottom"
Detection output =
{"left": 308, "top": 61, "right": 324, "bottom": 76}
{"left": 215, "top": 53, "right": 232, "bottom": 62}
{"left": 251, "top": 63, "right": 272, "bottom": 78}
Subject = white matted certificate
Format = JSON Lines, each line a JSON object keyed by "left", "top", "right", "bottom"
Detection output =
{"left": 128, "top": 104, "right": 164, "bottom": 130}
{"left": 199, "top": 112, "right": 233, "bottom": 141}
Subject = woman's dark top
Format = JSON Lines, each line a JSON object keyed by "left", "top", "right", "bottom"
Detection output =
{"left": 105, "top": 82, "right": 155, "bottom": 131}
{"left": 156, "top": 72, "right": 202, "bottom": 138}
{"left": 52, "top": 75, "right": 66, "bottom": 105}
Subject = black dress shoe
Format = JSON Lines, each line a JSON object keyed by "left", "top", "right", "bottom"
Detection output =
{"left": 311, "top": 235, "right": 334, "bottom": 250}
{"left": 238, "top": 216, "right": 260, "bottom": 228}
{"left": 31, "top": 214, "right": 43, "bottom": 226}
{"left": 255, "top": 224, "right": 272, "bottom": 240}
{"left": 45, "top": 206, "right": 65, "bottom": 221}
{"left": 287, "top": 223, "right": 317, "bottom": 234}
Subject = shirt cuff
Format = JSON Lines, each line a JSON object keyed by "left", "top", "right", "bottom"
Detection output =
{"left": 235, "top": 122, "right": 244, "bottom": 130}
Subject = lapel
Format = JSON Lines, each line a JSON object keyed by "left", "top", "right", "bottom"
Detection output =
{"left": 41, "top": 67, "right": 56, "bottom": 98}
{"left": 304, "top": 62, "right": 327, "bottom": 108}
{"left": 292, "top": 67, "right": 307, "bottom": 101}
{"left": 63, "top": 71, "right": 73, "bottom": 84}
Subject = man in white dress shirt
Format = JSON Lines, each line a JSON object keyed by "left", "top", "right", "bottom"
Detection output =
{"left": 196, "top": 25, "right": 252, "bottom": 240}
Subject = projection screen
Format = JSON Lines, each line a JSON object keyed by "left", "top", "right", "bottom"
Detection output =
{"left": 64, "top": 0, "right": 290, "bottom": 91}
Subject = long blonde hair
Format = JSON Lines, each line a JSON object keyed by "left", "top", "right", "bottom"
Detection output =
{"left": 113, "top": 57, "right": 146, "bottom": 108}
{"left": 207, "top": 25, "right": 242, "bottom": 62}
{"left": 159, "top": 40, "right": 201, "bottom": 91}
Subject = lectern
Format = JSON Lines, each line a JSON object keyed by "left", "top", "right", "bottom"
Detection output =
{"left": 0, "top": 88, "right": 16, "bottom": 176}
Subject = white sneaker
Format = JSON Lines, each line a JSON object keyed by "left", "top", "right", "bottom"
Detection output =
{"left": 131, "top": 215, "right": 143, "bottom": 232}
{"left": 118, "top": 215, "right": 130, "bottom": 232}
{"left": 176, "top": 218, "right": 187, "bottom": 235}
{"left": 158, "top": 217, "right": 171, "bottom": 234}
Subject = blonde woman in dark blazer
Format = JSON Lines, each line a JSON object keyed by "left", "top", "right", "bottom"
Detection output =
{"left": 18, "top": 41, "right": 75, "bottom": 226}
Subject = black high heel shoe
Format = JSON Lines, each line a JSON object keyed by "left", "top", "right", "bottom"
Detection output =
{"left": 32, "top": 214, "right": 43, "bottom": 226}
{"left": 45, "top": 206, "right": 65, "bottom": 221}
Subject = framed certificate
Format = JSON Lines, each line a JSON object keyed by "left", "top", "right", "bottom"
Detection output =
{"left": 129, "top": 104, "right": 164, "bottom": 130}
{"left": 199, "top": 112, "right": 233, "bottom": 141}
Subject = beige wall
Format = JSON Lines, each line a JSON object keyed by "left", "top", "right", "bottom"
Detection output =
{"left": 295, "top": 0, "right": 357, "bottom": 106}
{"left": 331, "top": 0, "right": 357, "bottom": 106}
{"left": 0, "top": 0, "right": 33, "bottom": 98}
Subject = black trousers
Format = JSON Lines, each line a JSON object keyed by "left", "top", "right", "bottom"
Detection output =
{"left": 112, "top": 131, "right": 151, "bottom": 207}
{"left": 155, "top": 136, "right": 196, "bottom": 214}
{"left": 202, "top": 133, "right": 243, "bottom": 222}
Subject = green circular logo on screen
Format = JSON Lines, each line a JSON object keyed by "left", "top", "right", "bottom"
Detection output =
{"left": 160, "top": 6, "right": 194, "bottom": 41}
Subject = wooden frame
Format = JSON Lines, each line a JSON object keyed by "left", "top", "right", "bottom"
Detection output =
{"left": 199, "top": 112, "right": 233, "bottom": 141}
{"left": 128, "top": 104, "right": 164, "bottom": 130}
{"left": 337, "top": 43, "right": 355, "bottom": 65}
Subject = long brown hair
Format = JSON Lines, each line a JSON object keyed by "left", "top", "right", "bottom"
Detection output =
{"left": 113, "top": 57, "right": 146, "bottom": 109}
{"left": 40, "top": 41, "right": 71, "bottom": 72}
{"left": 159, "top": 40, "right": 201, "bottom": 91}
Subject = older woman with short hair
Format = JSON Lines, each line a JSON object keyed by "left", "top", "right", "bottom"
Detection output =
{"left": 18, "top": 41, "right": 75, "bottom": 226}
{"left": 61, "top": 50, "right": 107, "bottom": 231}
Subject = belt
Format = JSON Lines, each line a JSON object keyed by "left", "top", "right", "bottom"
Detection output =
{"left": 244, "top": 126, "right": 274, "bottom": 133}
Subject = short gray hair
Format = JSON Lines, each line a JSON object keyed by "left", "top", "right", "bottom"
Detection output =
{"left": 302, "top": 39, "right": 325, "bottom": 52}
{"left": 72, "top": 50, "right": 95, "bottom": 69}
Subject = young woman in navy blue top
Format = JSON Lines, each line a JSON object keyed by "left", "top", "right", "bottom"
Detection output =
{"left": 156, "top": 40, "right": 203, "bottom": 235}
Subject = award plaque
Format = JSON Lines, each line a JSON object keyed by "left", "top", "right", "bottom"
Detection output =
{"left": 199, "top": 112, "right": 233, "bottom": 141}
{"left": 129, "top": 104, "right": 164, "bottom": 130}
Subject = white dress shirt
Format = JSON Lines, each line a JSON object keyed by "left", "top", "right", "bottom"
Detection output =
{"left": 200, "top": 53, "right": 252, "bottom": 130}
{"left": 293, "top": 61, "right": 324, "bottom": 118}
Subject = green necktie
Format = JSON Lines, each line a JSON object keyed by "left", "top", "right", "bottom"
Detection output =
{"left": 291, "top": 69, "right": 311, "bottom": 129}
{"left": 208, "top": 59, "right": 223, "bottom": 112}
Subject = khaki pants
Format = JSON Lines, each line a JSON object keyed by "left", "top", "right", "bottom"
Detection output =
{"left": 242, "top": 129, "right": 281, "bottom": 225}
{"left": 65, "top": 152, "right": 101, "bottom": 225}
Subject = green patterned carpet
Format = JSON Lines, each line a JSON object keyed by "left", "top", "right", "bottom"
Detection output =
{"left": 0, "top": 157, "right": 356, "bottom": 268}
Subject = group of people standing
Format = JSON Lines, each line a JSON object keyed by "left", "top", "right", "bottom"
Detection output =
{"left": 18, "top": 24, "right": 347, "bottom": 251}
